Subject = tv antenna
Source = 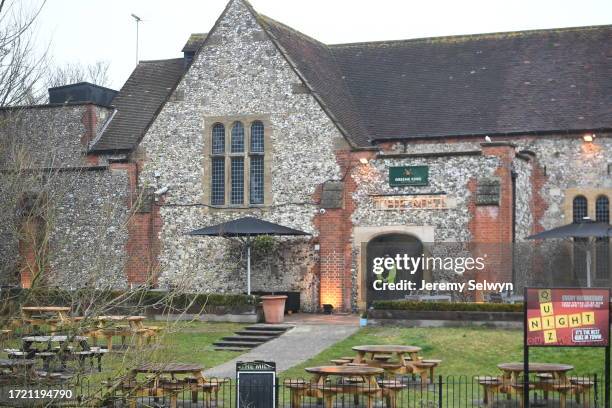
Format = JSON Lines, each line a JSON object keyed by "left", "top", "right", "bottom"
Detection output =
{"left": 131, "top": 13, "right": 142, "bottom": 64}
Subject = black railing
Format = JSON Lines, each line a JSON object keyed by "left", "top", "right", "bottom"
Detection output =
{"left": 0, "top": 374, "right": 603, "bottom": 407}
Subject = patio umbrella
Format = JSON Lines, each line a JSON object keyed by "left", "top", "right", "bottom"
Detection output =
{"left": 526, "top": 219, "right": 612, "bottom": 287}
{"left": 187, "top": 217, "right": 310, "bottom": 295}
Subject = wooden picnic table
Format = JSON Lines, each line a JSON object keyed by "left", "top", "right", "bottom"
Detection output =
{"left": 352, "top": 345, "right": 422, "bottom": 366}
{"left": 497, "top": 362, "right": 574, "bottom": 382}
{"left": 488, "top": 363, "right": 576, "bottom": 408}
{"left": 21, "top": 335, "right": 92, "bottom": 371}
{"left": 289, "top": 366, "right": 384, "bottom": 408}
{"left": 0, "top": 358, "right": 36, "bottom": 378}
{"left": 87, "top": 316, "right": 149, "bottom": 351}
{"left": 124, "top": 363, "right": 213, "bottom": 408}
{"left": 351, "top": 345, "right": 440, "bottom": 383}
{"left": 20, "top": 306, "right": 71, "bottom": 332}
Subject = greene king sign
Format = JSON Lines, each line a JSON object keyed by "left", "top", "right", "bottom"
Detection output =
{"left": 389, "top": 166, "right": 429, "bottom": 187}
{"left": 526, "top": 288, "right": 610, "bottom": 347}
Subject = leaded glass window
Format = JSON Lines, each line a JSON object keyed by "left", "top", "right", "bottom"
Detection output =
{"left": 572, "top": 195, "right": 588, "bottom": 281}
{"left": 572, "top": 196, "right": 588, "bottom": 222}
{"left": 250, "top": 156, "right": 264, "bottom": 205}
{"left": 595, "top": 195, "right": 609, "bottom": 279}
{"left": 210, "top": 120, "right": 267, "bottom": 207}
{"left": 212, "top": 123, "right": 225, "bottom": 154}
{"left": 231, "top": 157, "right": 244, "bottom": 205}
{"left": 231, "top": 122, "right": 244, "bottom": 153}
{"left": 211, "top": 157, "right": 225, "bottom": 205}
{"left": 250, "top": 121, "right": 264, "bottom": 153}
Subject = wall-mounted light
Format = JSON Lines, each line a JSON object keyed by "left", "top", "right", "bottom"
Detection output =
{"left": 583, "top": 133, "right": 595, "bottom": 142}
{"left": 359, "top": 158, "right": 369, "bottom": 164}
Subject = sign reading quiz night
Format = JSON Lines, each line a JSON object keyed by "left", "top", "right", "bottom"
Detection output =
{"left": 526, "top": 288, "right": 610, "bottom": 347}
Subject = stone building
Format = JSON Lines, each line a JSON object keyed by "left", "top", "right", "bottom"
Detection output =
{"left": 1, "top": 0, "right": 610, "bottom": 311}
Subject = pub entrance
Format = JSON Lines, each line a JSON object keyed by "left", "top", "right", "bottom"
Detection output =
{"left": 366, "top": 233, "right": 423, "bottom": 305}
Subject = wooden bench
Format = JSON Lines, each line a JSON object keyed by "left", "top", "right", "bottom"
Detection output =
{"left": 330, "top": 359, "right": 351, "bottom": 366}
{"left": 509, "top": 382, "right": 536, "bottom": 408}
{"left": 378, "top": 379, "right": 408, "bottom": 408}
{"left": 4, "top": 349, "right": 28, "bottom": 359}
{"left": 569, "top": 376, "right": 595, "bottom": 405}
{"left": 478, "top": 376, "right": 503, "bottom": 407}
{"left": 284, "top": 380, "right": 380, "bottom": 408}
{"left": 421, "top": 359, "right": 442, "bottom": 381}
{"left": 412, "top": 361, "right": 437, "bottom": 383}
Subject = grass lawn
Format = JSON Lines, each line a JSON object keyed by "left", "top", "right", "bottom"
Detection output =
{"left": 281, "top": 326, "right": 607, "bottom": 379}
{"left": 4, "top": 321, "right": 248, "bottom": 388}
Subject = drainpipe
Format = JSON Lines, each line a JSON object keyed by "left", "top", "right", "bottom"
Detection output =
{"left": 511, "top": 169, "right": 518, "bottom": 292}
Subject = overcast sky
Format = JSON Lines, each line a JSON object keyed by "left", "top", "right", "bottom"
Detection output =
{"left": 34, "top": 0, "right": 612, "bottom": 89}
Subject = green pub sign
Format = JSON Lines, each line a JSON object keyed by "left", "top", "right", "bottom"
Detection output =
{"left": 389, "top": 166, "right": 429, "bottom": 186}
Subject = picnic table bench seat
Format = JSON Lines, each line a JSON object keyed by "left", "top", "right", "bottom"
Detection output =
{"left": 4, "top": 348, "right": 28, "bottom": 358}
{"left": 378, "top": 379, "right": 408, "bottom": 408}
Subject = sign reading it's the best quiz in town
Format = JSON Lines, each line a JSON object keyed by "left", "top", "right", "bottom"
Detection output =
{"left": 526, "top": 288, "right": 610, "bottom": 347}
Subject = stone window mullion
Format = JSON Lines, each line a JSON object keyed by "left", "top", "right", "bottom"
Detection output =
{"left": 244, "top": 124, "right": 251, "bottom": 206}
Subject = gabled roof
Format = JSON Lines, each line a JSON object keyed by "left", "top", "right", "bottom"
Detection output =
{"left": 89, "top": 58, "right": 184, "bottom": 152}
{"left": 257, "top": 14, "right": 371, "bottom": 147}
{"left": 91, "top": 0, "right": 612, "bottom": 151}
{"left": 330, "top": 25, "right": 612, "bottom": 141}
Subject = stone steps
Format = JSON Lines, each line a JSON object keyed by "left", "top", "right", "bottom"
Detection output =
{"left": 214, "top": 324, "right": 293, "bottom": 351}
{"left": 221, "top": 335, "right": 270, "bottom": 343}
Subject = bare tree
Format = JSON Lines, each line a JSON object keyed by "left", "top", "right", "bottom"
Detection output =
{"left": 47, "top": 60, "right": 111, "bottom": 89}
{"left": 0, "top": 0, "right": 48, "bottom": 106}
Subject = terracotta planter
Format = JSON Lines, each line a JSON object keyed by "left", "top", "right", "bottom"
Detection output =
{"left": 261, "top": 295, "right": 287, "bottom": 324}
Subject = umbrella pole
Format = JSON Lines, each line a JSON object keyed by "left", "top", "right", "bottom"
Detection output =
{"left": 247, "top": 237, "right": 251, "bottom": 296}
{"left": 586, "top": 239, "right": 592, "bottom": 288}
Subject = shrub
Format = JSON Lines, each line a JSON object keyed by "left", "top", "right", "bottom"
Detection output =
{"left": 372, "top": 300, "right": 524, "bottom": 313}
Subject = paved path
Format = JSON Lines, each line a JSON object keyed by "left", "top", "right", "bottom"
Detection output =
{"left": 204, "top": 323, "right": 358, "bottom": 378}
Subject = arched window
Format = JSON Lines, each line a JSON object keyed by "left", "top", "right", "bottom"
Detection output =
{"left": 595, "top": 195, "right": 609, "bottom": 280}
{"left": 231, "top": 122, "right": 244, "bottom": 153}
{"left": 250, "top": 121, "right": 264, "bottom": 153}
{"left": 596, "top": 195, "right": 609, "bottom": 222}
{"left": 211, "top": 123, "right": 225, "bottom": 154}
{"left": 572, "top": 195, "right": 588, "bottom": 222}
{"left": 572, "top": 195, "right": 588, "bottom": 281}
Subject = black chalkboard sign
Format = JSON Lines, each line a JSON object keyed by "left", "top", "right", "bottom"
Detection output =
{"left": 236, "top": 361, "right": 276, "bottom": 408}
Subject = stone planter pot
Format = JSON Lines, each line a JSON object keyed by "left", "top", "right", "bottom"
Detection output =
{"left": 261, "top": 295, "right": 288, "bottom": 324}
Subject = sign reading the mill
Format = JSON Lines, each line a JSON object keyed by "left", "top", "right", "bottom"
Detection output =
{"left": 236, "top": 361, "right": 276, "bottom": 408}
{"left": 389, "top": 166, "right": 429, "bottom": 186}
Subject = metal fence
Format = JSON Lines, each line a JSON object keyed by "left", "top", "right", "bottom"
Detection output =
{"left": 0, "top": 374, "right": 603, "bottom": 407}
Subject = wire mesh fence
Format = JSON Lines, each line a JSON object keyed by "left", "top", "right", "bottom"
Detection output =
{"left": 0, "top": 373, "right": 603, "bottom": 407}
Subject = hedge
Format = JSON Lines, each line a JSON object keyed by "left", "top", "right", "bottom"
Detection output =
{"left": 0, "top": 288, "right": 257, "bottom": 315}
{"left": 371, "top": 300, "right": 523, "bottom": 313}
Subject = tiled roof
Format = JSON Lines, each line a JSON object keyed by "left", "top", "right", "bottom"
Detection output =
{"left": 92, "top": 0, "right": 612, "bottom": 150}
{"left": 258, "top": 15, "right": 371, "bottom": 147}
{"left": 89, "top": 58, "right": 184, "bottom": 152}
{"left": 330, "top": 25, "right": 612, "bottom": 141}
{"left": 182, "top": 33, "right": 207, "bottom": 53}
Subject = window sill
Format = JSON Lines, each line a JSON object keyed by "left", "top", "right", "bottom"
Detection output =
{"left": 207, "top": 204, "right": 268, "bottom": 211}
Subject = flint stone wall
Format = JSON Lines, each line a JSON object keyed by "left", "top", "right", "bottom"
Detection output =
{"left": 138, "top": 0, "right": 344, "bottom": 310}
{"left": 0, "top": 105, "right": 128, "bottom": 288}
